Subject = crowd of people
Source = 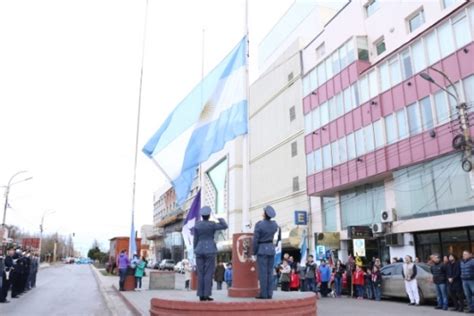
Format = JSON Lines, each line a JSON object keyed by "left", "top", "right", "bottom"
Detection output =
{"left": 0, "top": 246, "right": 40, "bottom": 303}
{"left": 268, "top": 250, "right": 474, "bottom": 313}
{"left": 115, "top": 250, "right": 148, "bottom": 291}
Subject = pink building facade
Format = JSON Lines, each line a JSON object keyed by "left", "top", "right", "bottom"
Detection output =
{"left": 302, "top": 0, "right": 474, "bottom": 263}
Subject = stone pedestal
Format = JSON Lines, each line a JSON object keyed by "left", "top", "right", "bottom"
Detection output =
{"left": 149, "top": 271, "right": 175, "bottom": 290}
{"left": 228, "top": 233, "right": 259, "bottom": 298}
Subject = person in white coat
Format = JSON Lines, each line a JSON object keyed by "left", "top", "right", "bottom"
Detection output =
{"left": 401, "top": 255, "right": 420, "bottom": 306}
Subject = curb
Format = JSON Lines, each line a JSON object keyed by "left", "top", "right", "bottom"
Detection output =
{"left": 90, "top": 265, "right": 120, "bottom": 316}
{"left": 111, "top": 284, "right": 142, "bottom": 316}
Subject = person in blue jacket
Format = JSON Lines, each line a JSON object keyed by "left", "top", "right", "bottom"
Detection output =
{"left": 224, "top": 263, "right": 233, "bottom": 289}
{"left": 319, "top": 259, "right": 331, "bottom": 297}
{"left": 193, "top": 206, "right": 228, "bottom": 301}
{"left": 252, "top": 205, "right": 278, "bottom": 299}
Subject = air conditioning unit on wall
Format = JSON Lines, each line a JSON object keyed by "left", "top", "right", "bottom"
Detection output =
{"left": 381, "top": 208, "right": 396, "bottom": 223}
{"left": 371, "top": 223, "right": 384, "bottom": 234}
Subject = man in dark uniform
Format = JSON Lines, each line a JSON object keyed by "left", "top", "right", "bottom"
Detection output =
{"left": 11, "top": 248, "right": 23, "bottom": 298}
{"left": 193, "top": 206, "right": 228, "bottom": 301}
{"left": 23, "top": 251, "right": 32, "bottom": 291}
{"left": 252, "top": 205, "right": 278, "bottom": 299}
{"left": 0, "top": 246, "right": 15, "bottom": 303}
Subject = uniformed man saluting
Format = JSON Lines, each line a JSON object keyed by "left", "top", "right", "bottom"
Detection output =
{"left": 252, "top": 205, "right": 278, "bottom": 299}
{"left": 193, "top": 206, "right": 228, "bottom": 301}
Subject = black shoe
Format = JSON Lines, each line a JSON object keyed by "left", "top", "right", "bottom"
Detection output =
{"left": 199, "top": 297, "right": 206, "bottom": 301}
{"left": 435, "top": 306, "right": 443, "bottom": 310}
{"left": 409, "top": 303, "right": 415, "bottom": 306}
{"left": 255, "top": 296, "right": 265, "bottom": 299}
{"left": 205, "top": 297, "right": 214, "bottom": 301}
{"left": 11, "top": 296, "right": 19, "bottom": 299}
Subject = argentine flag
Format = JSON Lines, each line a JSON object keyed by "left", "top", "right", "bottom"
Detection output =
{"left": 299, "top": 228, "right": 307, "bottom": 267}
{"left": 143, "top": 36, "right": 248, "bottom": 205}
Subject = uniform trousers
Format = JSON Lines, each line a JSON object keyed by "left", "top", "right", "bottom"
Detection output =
{"left": 196, "top": 254, "right": 216, "bottom": 298}
{"left": 257, "top": 254, "right": 274, "bottom": 298}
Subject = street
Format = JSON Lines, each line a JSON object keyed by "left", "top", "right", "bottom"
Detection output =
{"left": 0, "top": 264, "right": 110, "bottom": 316}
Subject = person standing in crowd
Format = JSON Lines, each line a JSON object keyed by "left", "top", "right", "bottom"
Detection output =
{"left": 116, "top": 249, "right": 130, "bottom": 291}
{"left": 290, "top": 267, "right": 300, "bottom": 291}
{"left": 304, "top": 255, "right": 317, "bottom": 292}
{"left": 134, "top": 256, "right": 146, "bottom": 291}
{"left": 297, "top": 263, "right": 306, "bottom": 291}
{"left": 12, "top": 249, "right": 23, "bottom": 297}
{"left": 365, "top": 268, "right": 373, "bottom": 300}
{"left": 279, "top": 259, "right": 291, "bottom": 291}
{"left": 183, "top": 259, "right": 192, "bottom": 291}
{"left": 194, "top": 206, "right": 228, "bottom": 301}
{"left": 224, "top": 263, "right": 233, "bottom": 289}
{"left": 252, "top": 205, "right": 278, "bottom": 300}
{"left": 346, "top": 255, "right": 355, "bottom": 297}
{"left": 0, "top": 247, "right": 14, "bottom": 303}
{"left": 372, "top": 265, "right": 382, "bottom": 301}
{"left": 460, "top": 250, "right": 474, "bottom": 313}
{"left": 447, "top": 254, "right": 464, "bottom": 312}
{"left": 334, "top": 260, "right": 345, "bottom": 298}
{"left": 23, "top": 252, "right": 32, "bottom": 292}
{"left": 214, "top": 262, "right": 225, "bottom": 290}
{"left": 352, "top": 265, "right": 365, "bottom": 299}
{"left": 431, "top": 254, "right": 448, "bottom": 311}
{"left": 29, "top": 253, "right": 39, "bottom": 289}
{"left": 319, "top": 260, "right": 331, "bottom": 297}
{"left": 402, "top": 255, "right": 419, "bottom": 306}
{"left": 130, "top": 254, "right": 139, "bottom": 270}
{"left": 288, "top": 256, "right": 296, "bottom": 271}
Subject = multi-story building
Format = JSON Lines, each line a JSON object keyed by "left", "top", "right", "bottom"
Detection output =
{"left": 302, "top": 0, "right": 474, "bottom": 263}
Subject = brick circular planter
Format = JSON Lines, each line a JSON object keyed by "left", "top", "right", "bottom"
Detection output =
{"left": 150, "top": 291, "right": 317, "bottom": 316}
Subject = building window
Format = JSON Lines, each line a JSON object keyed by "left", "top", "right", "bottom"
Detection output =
{"left": 434, "top": 89, "right": 449, "bottom": 124}
{"left": 317, "top": 62, "right": 327, "bottom": 85}
{"left": 385, "top": 114, "right": 397, "bottom": 144}
{"left": 329, "top": 98, "right": 337, "bottom": 121}
{"left": 365, "top": 0, "right": 380, "bottom": 17}
{"left": 289, "top": 106, "right": 296, "bottom": 122}
{"left": 375, "top": 38, "right": 386, "bottom": 55}
{"left": 364, "top": 124, "right": 375, "bottom": 152}
{"left": 291, "top": 141, "right": 298, "bottom": 157}
{"left": 339, "top": 137, "right": 347, "bottom": 163}
{"left": 336, "top": 93, "right": 344, "bottom": 117}
{"left": 407, "top": 102, "right": 422, "bottom": 135}
{"left": 438, "top": 22, "right": 455, "bottom": 58}
{"left": 396, "top": 109, "right": 408, "bottom": 139}
{"left": 322, "top": 144, "right": 332, "bottom": 169}
{"left": 312, "top": 106, "right": 321, "bottom": 130}
{"left": 411, "top": 40, "right": 426, "bottom": 74}
{"left": 442, "top": 0, "right": 456, "bottom": 9}
{"left": 306, "top": 153, "right": 315, "bottom": 174}
{"left": 320, "top": 101, "right": 329, "bottom": 126}
{"left": 389, "top": 57, "right": 402, "bottom": 86}
{"left": 304, "top": 112, "right": 313, "bottom": 134}
{"left": 322, "top": 197, "right": 337, "bottom": 232}
{"left": 351, "top": 84, "right": 360, "bottom": 108}
{"left": 452, "top": 13, "right": 471, "bottom": 49}
{"left": 315, "top": 149, "right": 323, "bottom": 172}
{"left": 373, "top": 120, "right": 385, "bottom": 148}
{"left": 401, "top": 49, "right": 413, "bottom": 80}
{"left": 408, "top": 9, "right": 425, "bottom": 33}
{"left": 316, "top": 42, "right": 325, "bottom": 59}
{"left": 355, "top": 128, "right": 366, "bottom": 156}
{"left": 292, "top": 176, "right": 300, "bottom": 192}
{"left": 368, "top": 70, "right": 378, "bottom": 99}
{"left": 288, "top": 72, "right": 294, "bottom": 82}
{"left": 332, "top": 140, "right": 340, "bottom": 165}
{"left": 341, "top": 182, "right": 385, "bottom": 229}
{"left": 419, "top": 97, "right": 434, "bottom": 130}
{"left": 426, "top": 31, "right": 441, "bottom": 66}
{"left": 347, "top": 133, "right": 356, "bottom": 160}
{"left": 379, "top": 62, "right": 390, "bottom": 92}
{"left": 332, "top": 50, "right": 340, "bottom": 74}
{"left": 343, "top": 87, "right": 352, "bottom": 113}
{"left": 359, "top": 75, "right": 369, "bottom": 104}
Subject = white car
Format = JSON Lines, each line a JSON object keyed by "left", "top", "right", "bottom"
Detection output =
{"left": 174, "top": 261, "right": 185, "bottom": 274}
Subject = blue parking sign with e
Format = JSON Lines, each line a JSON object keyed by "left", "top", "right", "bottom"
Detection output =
{"left": 294, "top": 210, "right": 307, "bottom": 225}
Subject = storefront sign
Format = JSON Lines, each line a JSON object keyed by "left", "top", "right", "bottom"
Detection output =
{"left": 294, "top": 210, "right": 307, "bottom": 225}
{"left": 353, "top": 239, "right": 366, "bottom": 257}
{"left": 315, "top": 245, "right": 326, "bottom": 260}
{"left": 348, "top": 226, "right": 373, "bottom": 239}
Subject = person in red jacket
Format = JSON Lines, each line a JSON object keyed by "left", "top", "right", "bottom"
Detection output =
{"left": 290, "top": 268, "right": 300, "bottom": 291}
{"left": 353, "top": 265, "right": 366, "bottom": 299}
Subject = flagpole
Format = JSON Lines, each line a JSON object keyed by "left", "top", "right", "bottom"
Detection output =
{"left": 129, "top": 0, "right": 149, "bottom": 257}
{"left": 241, "top": 0, "right": 250, "bottom": 232}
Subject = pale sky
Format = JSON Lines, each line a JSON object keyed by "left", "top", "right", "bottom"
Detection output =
{"left": 0, "top": 0, "right": 300, "bottom": 255}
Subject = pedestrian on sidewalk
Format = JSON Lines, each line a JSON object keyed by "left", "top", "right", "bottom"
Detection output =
{"left": 446, "top": 254, "right": 464, "bottom": 312}
{"left": 460, "top": 250, "right": 474, "bottom": 313}
{"left": 319, "top": 260, "right": 331, "bottom": 297}
{"left": 214, "top": 262, "right": 225, "bottom": 290}
{"left": 29, "top": 253, "right": 39, "bottom": 289}
{"left": 134, "top": 256, "right": 146, "bottom": 290}
{"left": 224, "top": 263, "right": 232, "bottom": 289}
{"left": 116, "top": 250, "right": 130, "bottom": 291}
{"left": 431, "top": 254, "right": 448, "bottom": 311}
{"left": 402, "top": 255, "right": 420, "bottom": 306}
{"left": 364, "top": 268, "right": 373, "bottom": 299}
{"left": 334, "top": 260, "right": 345, "bottom": 297}
{"left": 352, "top": 265, "right": 365, "bottom": 299}
{"left": 304, "top": 255, "right": 317, "bottom": 292}
{"left": 183, "top": 259, "right": 192, "bottom": 290}
{"left": 371, "top": 265, "right": 382, "bottom": 301}
{"left": 194, "top": 206, "right": 228, "bottom": 301}
{"left": 279, "top": 259, "right": 291, "bottom": 291}
{"left": 290, "top": 267, "right": 300, "bottom": 291}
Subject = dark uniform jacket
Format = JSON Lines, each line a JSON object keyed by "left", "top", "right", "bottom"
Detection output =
{"left": 431, "top": 262, "right": 447, "bottom": 284}
{"left": 193, "top": 218, "right": 228, "bottom": 255}
{"left": 252, "top": 219, "right": 278, "bottom": 256}
{"left": 447, "top": 260, "right": 462, "bottom": 290}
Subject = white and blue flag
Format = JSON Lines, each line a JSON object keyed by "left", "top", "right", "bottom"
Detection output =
{"left": 143, "top": 36, "right": 248, "bottom": 205}
{"left": 299, "top": 228, "right": 308, "bottom": 267}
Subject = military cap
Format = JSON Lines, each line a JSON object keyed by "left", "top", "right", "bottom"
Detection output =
{"left": 264, "top": 205, "right": 276, "bottom": 218}
{"left": 200, "top": 206, "right": 212, "bottom": 216}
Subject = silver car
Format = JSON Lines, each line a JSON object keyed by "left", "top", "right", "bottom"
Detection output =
{"left": 380, "top": 263, "right": 437, "bottom": 304}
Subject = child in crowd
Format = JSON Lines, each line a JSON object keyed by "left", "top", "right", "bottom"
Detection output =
{"left": 290, "top": 268, "right": 300, "bottom": 291}
{"left": 224, "top": 263, "right": 233, "bottom": 289}
{"left": 352, "top": 265, "right": 365, "bottom": 299}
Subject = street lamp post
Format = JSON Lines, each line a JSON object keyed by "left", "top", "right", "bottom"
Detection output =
{"left": 420, "top": 67, "right": 472, "bottom": 171}
{"left": 2, "top": 170, "right": 32, "bottom": 228}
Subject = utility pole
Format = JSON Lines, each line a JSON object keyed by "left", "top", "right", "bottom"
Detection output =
{"left": 2, "top": 171, "right": 32, "bottom": 229}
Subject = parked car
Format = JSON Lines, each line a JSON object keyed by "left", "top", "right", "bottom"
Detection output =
{"left": 158, "top": 259, "right": 175, "bottom": 271}
{"left": 174, "top": 261, "right": 185, "bottom": 274}
{"left": 380, "top": 263, "right": 436, "bottom": 304}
